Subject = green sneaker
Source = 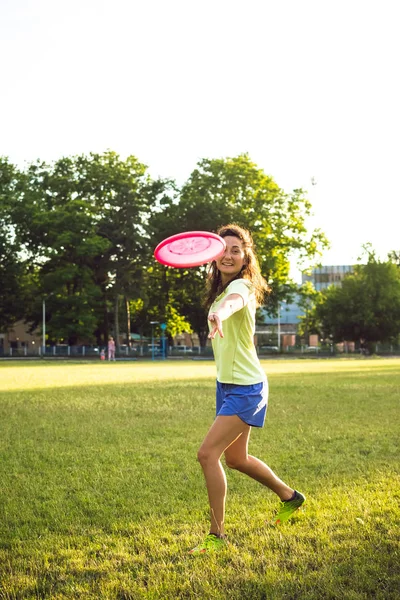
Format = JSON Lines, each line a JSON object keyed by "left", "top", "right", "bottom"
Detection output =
{"left": 188, "top": 533, "right": 226, "bottom": 555}
{"left": 274, "top": 491, "right": 306, "bottom": 524}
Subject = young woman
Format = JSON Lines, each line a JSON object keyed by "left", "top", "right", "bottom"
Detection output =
{"left": 189, "top": 224, "right": 305, "bottom": 555}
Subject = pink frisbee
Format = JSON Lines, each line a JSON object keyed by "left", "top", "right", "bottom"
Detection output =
{"left": 154, "top": 231, "right": 226, "bottom": 268}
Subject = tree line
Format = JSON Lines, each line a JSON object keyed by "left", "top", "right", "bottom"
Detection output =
{"left": 299, "top": 247, "right": 400, "bottom": 350}
{"left": 1, "top": 151, "right": 399, "bottom": 349}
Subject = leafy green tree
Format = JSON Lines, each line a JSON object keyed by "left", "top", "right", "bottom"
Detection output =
{"left": 0, "top": 229, "right": 25, "bottom": 330}
{"left": 164, "top": 304, "right": 192, "bottom": 339}
{"left": 312, "top": 252, "right": 400, "bottom": 346}
{"left": 178, "top": 154, "right": 327, "bottom": 282}
{"left": 296, "top": 281, "right": 322, "bottom": 339}
{"left": 5, "top": 152, "right": 174, "bottom": 345}
{"left": 76, "top": 152, "right": 174, "bottom": 346}
{"left": 162, "top": 266, "right": 209, "bottom": 346}
{"left": 6, "top": 157, "right": 112, "bottom": 344}
{"left": 2, "top": 152, "right": 329, "bottom": 348}
{"left": 145, "top": 193, "right": 199, "bottom": 344}
{"left": 0, "top": 159, "right": 26, "bottom": 330}
{"left": 157, "top": 154, "right": 328, "bottom": 344}
{"left": 388, "top": 250, "right": 400, "bottom": 267}
{"left": 129, "top": 263, "right": 193, "bottom": 346}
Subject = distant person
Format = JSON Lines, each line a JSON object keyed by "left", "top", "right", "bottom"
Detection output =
{"left": 189, "top": 224, "right": 305, "bottom": 555}
{"left": 108, "top": 336, "right": 116, "bottom": 361}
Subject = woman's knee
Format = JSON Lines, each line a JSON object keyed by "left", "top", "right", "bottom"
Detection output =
{"left": 197, "top": 446, "right": 218, "bottom": 466}
{"left": 197, "top": 447, "right": 208, "bottom": 466}
{"left": 225, "top": 455, "right": 246, "bottom": 470}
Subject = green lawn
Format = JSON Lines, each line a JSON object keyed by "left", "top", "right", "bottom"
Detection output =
{"left": 0, "top": 358, "right": 399, "bottom": 599}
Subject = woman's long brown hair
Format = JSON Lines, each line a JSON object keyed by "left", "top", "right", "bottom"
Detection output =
{"left": 204, "top": 224, "right": 269, "bottom": 309}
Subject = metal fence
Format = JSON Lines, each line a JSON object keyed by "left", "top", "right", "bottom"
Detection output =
{"left": 0, "top": 344, "right": 211, "bottom": 359}
{"left": 1, "top": 343, "right": 399, "bottom": 359}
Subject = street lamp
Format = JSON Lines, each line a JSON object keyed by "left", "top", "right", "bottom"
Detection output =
{"left": 277, "top": 300, "right": 288, "bottom": 352}
{"left": 42, "top": 293, "right": 54, "bottom": 357}
{"left": 277, "top": 302, "right": 281, "bottom": 351}
{"left": 160, "top": 322, "right": 167, "bottom": 359}
{"left": 42, "top": 298, "right": 47, "bottom": 357}
{"left": 150, "top": 321, "right": 159, "bottom": 361}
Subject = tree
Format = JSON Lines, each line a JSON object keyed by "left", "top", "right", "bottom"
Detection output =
{"left": 388, "top": 250, "right": 400, "bottom": 267}
{"left": 145, "top": 192, "right": 198, "bottom": 344}
{"left": 128, "top": 263, "right": 193, "bottom": 344}
{"left": 178, "top": 154, "right": 327, "bottom": 281}
{"left": 0, "top": 159, "right": 27, "bottom": 330}
{"left": 77, "top": 152, "right": 175, "bottom": 346}
{"left": 163, "top": 154, "right": 328, "bottom": 344}
{"left": 1, "top": 152, "right": 329, "bottom": 348}
{"left": 296, "top": 281, "right": 322, "bottom": 339}
{"left": 312, "top": 251, "right": 400, "bottom": 347}
{"left": 164, "top": 266, "right": 210, "bottom": 347}
{"left": 0, "top": 229, "right": 26, "bottom": 330}
{"left": 6, "top": 156, "right": 112, "bottom": 344}
{"left": 5, "top": 152, "right": 175, "bottom": 345}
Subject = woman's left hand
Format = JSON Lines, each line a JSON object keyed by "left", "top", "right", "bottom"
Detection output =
{"left": 208, "top": 312, "right": 224, "bottom": 339}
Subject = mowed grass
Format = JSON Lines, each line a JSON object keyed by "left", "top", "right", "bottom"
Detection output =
{"left": 0, "top": 359, "right": 399, "bottom": 599}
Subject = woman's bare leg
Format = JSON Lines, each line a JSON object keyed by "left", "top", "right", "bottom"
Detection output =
{"left": 197, "top": 415, "right": 249, "bottom": 536}
{"left": 224, "top": 428, "right": 294, "bottom": 501}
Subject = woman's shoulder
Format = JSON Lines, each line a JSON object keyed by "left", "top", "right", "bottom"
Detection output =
{"left": 225, "top": 279, "right": 254, "bottom": 303}
{"left": 226, "top": 278, "right": 252, "bottom": 291}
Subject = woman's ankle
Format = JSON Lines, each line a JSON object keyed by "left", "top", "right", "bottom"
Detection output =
{"left": 209, "top": 532, "right": 225, "bottom": 539}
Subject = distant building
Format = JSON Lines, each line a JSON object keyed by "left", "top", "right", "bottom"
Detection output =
{"left": 0, "top": 320, "right": 41, "bottom": 355}
{"left": 257, "top": 298, "right": 303, "bottom": 347}
{"left": 260, "top": 297, "right": 304, "bottom": 326}
{"left": 257, "top": 264, "right": 355, "bottom": 346}
{"left": 302, "top": 265, "right": 354, "bottom": 291}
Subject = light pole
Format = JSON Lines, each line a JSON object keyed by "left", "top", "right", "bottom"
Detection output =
{"left": 42, "top": 293, "right": 54, "bottom": 357}
{"left": 277, "top": 302, "right": 281, "bottom": 351}
{"left": 42, "top": 298, "right": 46, "bottom": 357}
{"left": 150, "top": 321, "right": 159, "bottom": 361}
{"left": 160, "top": 322, "right": 167, "bottom": 359}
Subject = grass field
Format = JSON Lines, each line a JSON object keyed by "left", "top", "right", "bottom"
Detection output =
{"left": 0, "top": 358, "right": 399, "bottom": 599}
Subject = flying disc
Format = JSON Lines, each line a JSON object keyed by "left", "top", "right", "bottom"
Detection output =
{"left": 154, "top": 231, "right": 226, "bottom": 268}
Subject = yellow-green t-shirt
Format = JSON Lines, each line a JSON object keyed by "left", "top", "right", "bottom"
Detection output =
{"left": 209, "top": 279, "right": 266, "bottom": 385}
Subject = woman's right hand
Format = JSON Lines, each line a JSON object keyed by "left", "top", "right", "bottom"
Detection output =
{"left": 208, "top": 312, "right": 224, "bottom": 339}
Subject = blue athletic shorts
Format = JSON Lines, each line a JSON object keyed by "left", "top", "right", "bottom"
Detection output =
{"left": 216, "top": 380, "right": 268, "bottom": 428}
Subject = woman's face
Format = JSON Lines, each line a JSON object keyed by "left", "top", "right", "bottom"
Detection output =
{"left": 215, "top": 235, "right": 246, "bottom": 282}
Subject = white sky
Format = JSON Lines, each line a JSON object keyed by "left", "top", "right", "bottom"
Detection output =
{"left": 1, "top": 0, "right": 399, "bottom": 281}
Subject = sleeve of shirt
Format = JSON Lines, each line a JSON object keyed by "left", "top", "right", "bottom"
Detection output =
{"left": 226, "top": 279, "right": 251, "bottom": 306}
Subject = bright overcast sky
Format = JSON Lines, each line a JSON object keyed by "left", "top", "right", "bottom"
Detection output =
{"left": 1, "top": 0, "right": 399, "bottom": 279}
